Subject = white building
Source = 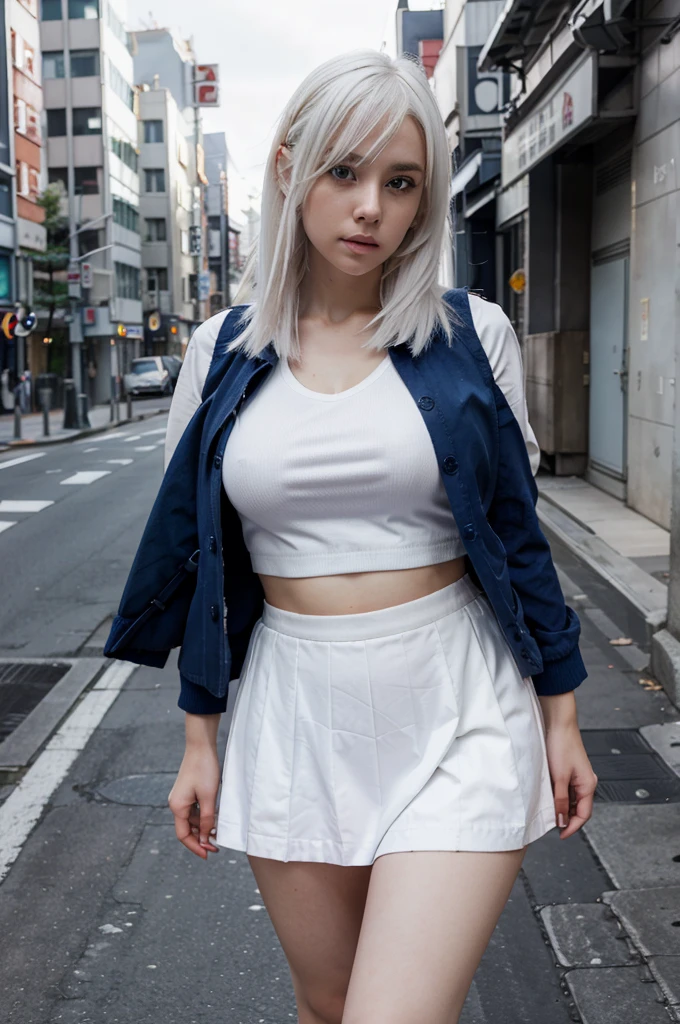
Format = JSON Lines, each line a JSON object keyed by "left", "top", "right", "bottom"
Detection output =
{"left": 137, "top": 81, "right": 195, "bottom": 354}
{"left": 40, "top": 0, "right": 142, "bottom": 405}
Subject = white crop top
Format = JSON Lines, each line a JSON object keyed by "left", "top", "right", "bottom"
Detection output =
{"left": 164, "top": 294, "right": 541, "bottom": 578}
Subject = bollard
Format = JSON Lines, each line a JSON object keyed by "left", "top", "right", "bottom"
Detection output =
{"left": 63, "top": 379, "right": 78, "bottom": 429}
{"left": 13, "top": 384, "right": 21, "bottom": 440}
{"left": 40, "top": 387, "right": 51, "bottom": 437}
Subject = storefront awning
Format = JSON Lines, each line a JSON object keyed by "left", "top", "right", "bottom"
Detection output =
{"left": 478, "top": 0, "right": 568, "bottom": 72}
{"left": 450, "top": 151, "right": 483, "bottom": 198}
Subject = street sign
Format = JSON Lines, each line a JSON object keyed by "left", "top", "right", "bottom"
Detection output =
{"left": 83, "top": 306, "right": 97, "bottom": 325}
{"left": 67, "top": 262, "right": 81, "bottom": 298}
{"left": 195, "top": 64, "right": 219, "bottom": 106}
{"left": 189, "top": 225, "right": 202, "bottom": 255}
{"left": 81, "top": 262, "right": 93, "bottom": 288}
{"left": 198, "top": 271, "right": 210, "bottom": 301}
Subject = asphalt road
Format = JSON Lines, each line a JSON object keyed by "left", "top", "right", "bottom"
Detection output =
{"left": 0, "top": 414, "right": 168, "bottom": 658}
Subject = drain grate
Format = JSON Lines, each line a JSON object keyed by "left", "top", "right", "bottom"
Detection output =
{"left": 0, "top": 661, "right": 71, "bottom": 743}
{"left": 582, "top": 729, "right": 680, "bottom": 804}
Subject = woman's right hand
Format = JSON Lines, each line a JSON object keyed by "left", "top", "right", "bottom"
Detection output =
{"left": 168, "top": 745, "right": 222, "bottom": 859}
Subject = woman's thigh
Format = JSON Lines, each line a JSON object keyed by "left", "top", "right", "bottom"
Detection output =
{"left": 342, "top": 847, "right": 527, "bottom": 1024}
{"left": 248, "top": 855, "right": 372, "bottom": 1022}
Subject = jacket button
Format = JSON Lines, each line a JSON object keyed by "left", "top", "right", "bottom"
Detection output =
{"left": 213, "top": 455, "right": 222, "bottom": 469}
{"left": 418, "top": 395, "right": 435, "bottom": 411}
{"left": 442, "top": 455, "right": 458, "bottom": 474}
{"left": 462, "top": 524, "right": 475, "bottom": 540}
{"left": 209, "top": 535, "right": 217, "bottom": 553}
{"left": 210, "top": 604, "right": 220, "bottom": 622}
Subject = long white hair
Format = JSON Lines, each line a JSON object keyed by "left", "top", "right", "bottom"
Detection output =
{"left": 228, "top": 48, "right": 460, "bottom": 360}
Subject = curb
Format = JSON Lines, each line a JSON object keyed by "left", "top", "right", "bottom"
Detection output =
{"left": 0, "top": 406, "right": 165, "bottom": 453}
{"left": 536, "top": 495, "right": 668, "bottom": 648}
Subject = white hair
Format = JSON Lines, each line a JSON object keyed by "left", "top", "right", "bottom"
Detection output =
{"left": 228, "top": 48, "right": 461, "bottom": 360}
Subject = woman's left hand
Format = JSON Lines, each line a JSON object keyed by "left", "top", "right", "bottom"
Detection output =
{"left": 543, "top": 720, "right": 598, "bottom": 839}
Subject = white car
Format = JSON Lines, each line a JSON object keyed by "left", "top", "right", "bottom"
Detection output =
{"left": 123, "top": 356, "right": 172, "bottom": 397}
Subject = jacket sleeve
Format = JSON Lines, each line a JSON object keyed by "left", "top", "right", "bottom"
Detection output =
{"left": 482, "top": 309, "right": 587, "bottom": 697}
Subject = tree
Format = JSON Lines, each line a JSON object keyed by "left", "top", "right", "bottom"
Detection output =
{"left": 32, "top": 184, "right": 70, "bottom": 373}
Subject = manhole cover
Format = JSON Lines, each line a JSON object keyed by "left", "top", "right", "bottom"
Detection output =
{"left": 582, "top": 729, "right": 680, "bottom": 804}
{"left": 0, "top": 660, "right": 71, "bottom": 743}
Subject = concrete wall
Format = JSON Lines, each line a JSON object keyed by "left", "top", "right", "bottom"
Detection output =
{"left": 626, "top": 5, "right": 680, "bottom": 529}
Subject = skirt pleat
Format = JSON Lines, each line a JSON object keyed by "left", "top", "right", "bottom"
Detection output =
{"left": 215, "top": 575, "right": 557, "bottom": 865}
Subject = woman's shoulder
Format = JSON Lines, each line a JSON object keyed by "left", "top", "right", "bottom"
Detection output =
{"left": 464, "top": 291, "right": 521, "bottom": 379}
{"left": 189, "top": 307, "right": 233, "bottom": 360}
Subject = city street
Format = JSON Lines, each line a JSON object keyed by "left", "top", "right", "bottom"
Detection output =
{"left": 1, "top": 423, "right": 680, "bottom": 1023}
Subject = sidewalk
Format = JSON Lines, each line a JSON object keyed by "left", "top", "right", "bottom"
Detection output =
{"left": 0, "top": 399, "right": 167, "bottom": 450}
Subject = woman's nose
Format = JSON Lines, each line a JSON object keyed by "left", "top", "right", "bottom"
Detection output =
{"left": 353, "top": 183, "right": 382, "bottom": 222}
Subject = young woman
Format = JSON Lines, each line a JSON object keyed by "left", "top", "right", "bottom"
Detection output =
{"left": 108, "top": 49, "right": 598, "bottom": 1024}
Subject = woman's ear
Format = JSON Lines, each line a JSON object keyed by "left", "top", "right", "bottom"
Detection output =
{"left": 275, "top": 143, "right": 294, "bottom": 197}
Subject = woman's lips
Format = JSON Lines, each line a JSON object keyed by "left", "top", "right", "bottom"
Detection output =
{"left": 342, "top": 238, "right": 379, "bottom": 253}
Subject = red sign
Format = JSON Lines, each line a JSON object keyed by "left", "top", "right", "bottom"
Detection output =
{"left": 83, "top": 306, "right": 96, "bottom": 325}
{"left": 195, "top": 64, "right": 219, "bottom": 107}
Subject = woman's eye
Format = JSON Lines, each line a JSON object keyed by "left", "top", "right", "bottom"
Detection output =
{"left": 388, "top": 176, "right": 416, "bottom": 192}
{"left": 330, "top": 165, "right": 354, "bottom": 181}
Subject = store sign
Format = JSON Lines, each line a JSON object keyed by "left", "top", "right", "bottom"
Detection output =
{"left": 198, "top": 270, "right": 211, "bottom": 301}
{"left": 67, "top": 262, "right": 81, "bottom": 298}
{"left": 502, "top": 53, "right": 596, "bottom": 188}
{"left": 195, "top": 64, "right": 219, "bottom": 106}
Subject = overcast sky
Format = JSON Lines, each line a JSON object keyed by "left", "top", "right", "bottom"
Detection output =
{"left": 128, "top": 1, "right": 438, "bottom": 223}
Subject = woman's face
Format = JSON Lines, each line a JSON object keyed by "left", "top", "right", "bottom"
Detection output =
{"left": 300, "top": 115, "right": 426, "bottom": 278}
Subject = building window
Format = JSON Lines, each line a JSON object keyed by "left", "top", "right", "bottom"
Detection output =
{"left": 28, "top": 167, "right": 40, "bottom": 200}
{"left": 15, "top": 98, "right": 27, "bottom": 134}
{"left": 43, "top": 50, "right": 65, "bottom": 78}
{"left": 113, "top": 197, "right": 139, "bottom": 233}
{"left": 47, "top": 108, "right": 67, "bottom": 136}
{"left": 17, "top": 161, "right": 29, "bottom": 196}
{"left": 68, "top": 0, "right": 99, "bottom": 18}
{"left": 115, "top": 261, "right": 140, "bottom": 300}
{"left": 145, "top": 218, "right": 167, "bottom": 242}
{"left": 110, "top": 134, "right": 139, "bottom": 172}
{"left": 70, "top": 49, "right": 99, "bottom": 77}
{"left": 41, "top": 0, "right": 62, "bottom": 19}
{"left": 147, "top": 267, "right": 168, "bottom": 292}
{"left": 73, "top": 107, "right": 102, "bottom": 134}
{"left": 143, "top": 120, "right": 164, "bottom": 144}
{"left": 144, "top": 168, "right": 165, "bottom": 193}
{"left": 74, "top": 167, "right": 99, "bottom": 194}
{"left": 106, "top": 4, "right": 131, "bottom": 51}
{"left": 0, "top": 253, "right": 11, "bottom": 302}
{"left": 108, "top": 61, "right": 134, "bottom": 110}
{"left": 48, "top": 167, "right": 68, "bottom": 191}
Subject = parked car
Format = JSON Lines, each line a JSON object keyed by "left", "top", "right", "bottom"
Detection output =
{"left": 123, "top": 357, "right": 172, "bottom": 397}
{"left": 160, "top": 355, "right": 182, "bottom": 391}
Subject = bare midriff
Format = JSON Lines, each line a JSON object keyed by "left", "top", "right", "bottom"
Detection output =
{"left": 258, "top": 556, "right": 468, "bottom": 616}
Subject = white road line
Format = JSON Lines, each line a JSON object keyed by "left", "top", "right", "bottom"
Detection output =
{"left": 0, "top": 452, "right": 46, "bottom": 470}
{"left": 83, "top": 447, "right": 99, "bottom": 453}
{"left": 133, "top": 445, "right": 156, "bottom": 452}
{"left": 45, "top": 469, "right": 62, "bottom": 474}
{"left": 60, "top": 470, "right": 112, "bottom": 486}
{"left": 139, "top": 428, "right": 167, "bottom": 437}
{"left": 0, "top": 661, "right": 136, "bottom": 883}
{"left": 75, "top": 431, "right": 129, "bottom": 444}
{"left": 123, "top": 435, "right": 142, "bottom": 443}
{"left": 0, "top": 521, "right": 17, "bottom": 534}
{"left": 106, "top": 458, "right": 133, "bottom": 466}
{"left": 0, "top": 500, "right": 54, "bottom": 513}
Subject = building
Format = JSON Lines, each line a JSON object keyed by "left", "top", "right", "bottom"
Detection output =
{"left": 429, "top": 0, "right": 510, "bottom": 304}
{"left": 137, "top": 80, "right": 194, "bottom": 354}
{"left": 203, "top": 130, "right": 228, "bottom": 315}
{"left": 478, "top": 0, "right": 679, "bottom": 528}
{"left": 133, "top": 26, "right": 209, "bottom": 328}
{"left": 40, "top": 0, "right": 143, "bottom": 406}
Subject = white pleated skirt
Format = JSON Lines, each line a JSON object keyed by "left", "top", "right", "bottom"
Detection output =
{"left": 215, "top": 575, "right": 557, "bottom": 866}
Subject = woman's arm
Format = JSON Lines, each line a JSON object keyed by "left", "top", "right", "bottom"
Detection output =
{"left": 164, "top": 309, "right": 232, "bottom": 471}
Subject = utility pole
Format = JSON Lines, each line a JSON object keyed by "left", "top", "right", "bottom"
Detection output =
{"left": 63, "top": 0, "right": 83, "bottom": 397}
{"left": 191, "top": 62, "right": 203, "bottom": 325}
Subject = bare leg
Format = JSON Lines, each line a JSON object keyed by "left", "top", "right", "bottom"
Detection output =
{"left": 342, "top": 847, "right": 527, "bottom": 1024}
{"left": 248, "top": 855, "right": 372, "bottom": 1024}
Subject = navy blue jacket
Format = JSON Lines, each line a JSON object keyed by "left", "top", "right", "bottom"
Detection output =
{"left": 104, "top": 288, "right": 587, "bottom": 713}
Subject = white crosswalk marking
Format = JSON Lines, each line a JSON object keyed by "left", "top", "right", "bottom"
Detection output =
{"left": 139, "top": 428, "right": 167, "bottom": 437}
{"left": 123, "top": 435, "right": 142, "bottom": 443}
{"left": 60, "top": 471, "right": 112, "bottom": 486}
{"left": 106, "top": 458, "right": 133, "bottom": 466}
{"left": 83, "top": 447, "right": 99, "bottom": 453}
{"left": 0, "top": 452, "right": 46, "bottom": 470}
{"left": 0, "top": 521, "right": 17, "bottom": 535}
{"left": 133, "top": 445, "right": 156, "bottom": 452}
{"left": 0, "top": 500, "right": 54, "bottom": 512}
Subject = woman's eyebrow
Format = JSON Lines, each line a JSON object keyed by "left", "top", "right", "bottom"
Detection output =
{"left": 345, "top": 151, "right": 424, "bottom": 173}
